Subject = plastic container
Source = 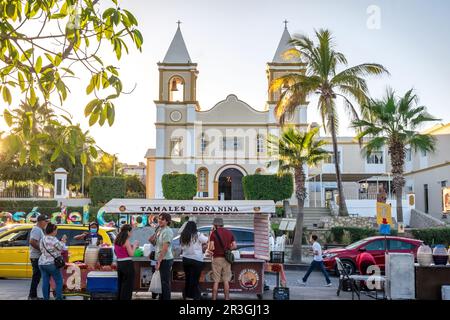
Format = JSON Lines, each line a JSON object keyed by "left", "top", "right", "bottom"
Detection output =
{"left": 98, "top": 247, "right": 113, "bottom": 266}
{"left": 85, "top": 246, "right": 100, "bottom": 268}
{"left": 432, "top": 245, "right": 449, "bottom": 265}
{"left": 270, "top": 251, "right": 285, "bottom": 264}
{"left": 417, "top": 244, "right": 433, "bottom": 266}
{"left": 87, "top": 271, "right": 118, "bottom": 293}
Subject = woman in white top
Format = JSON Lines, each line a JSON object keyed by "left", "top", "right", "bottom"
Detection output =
{"left": 39, "top": 223, "right": 67, "bottom": 300}
{"left": 180, "top": 221, "right": 208, "bottom": 300}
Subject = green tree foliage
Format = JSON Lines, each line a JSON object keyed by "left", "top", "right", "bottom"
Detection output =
{"left": 267, "top": 126, "right": 329, "bottom": 262}
{"left": 242, "top": 174, "right": 293, "bottom": 203}
{"left": 0, "top": 0, "right": 143, "bottom": 164}
{"left": 161, "top": 173, "right": 197, "bottom": 200}
{"left": 125, "top": 175, "right": 145, "bottom": 193}
{"left": 352, "top": 89, "right": 439, "bottom": 223}
{"left": 89, "top": 176, "right": 125, "bottom": 205}
{"left": 271, "top": 29, "right": 388, "bottom": 216}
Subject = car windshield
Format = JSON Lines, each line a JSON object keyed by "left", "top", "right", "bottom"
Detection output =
{"left": 345, "top": 239, "right": 370, "bottom": 250}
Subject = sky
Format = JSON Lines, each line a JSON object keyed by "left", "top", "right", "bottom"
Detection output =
{"left": 2, "top": 0, "right": 450, "bottom": 164}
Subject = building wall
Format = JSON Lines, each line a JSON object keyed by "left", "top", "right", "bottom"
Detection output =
{"left": 405, "top": 164, "right": 450, "bottom": 219}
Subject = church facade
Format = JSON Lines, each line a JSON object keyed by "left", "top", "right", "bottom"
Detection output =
{"left": 145, "top": 24, "right": 310, "bottom": 202}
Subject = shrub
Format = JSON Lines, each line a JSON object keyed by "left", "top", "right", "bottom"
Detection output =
{"left": 242, "top": 174, "right": 293, "bottom": 203}
{"left": 90, "top": 176, "right": 126, "bottom": 206}
{"left": 330, "top": 227, "right": 378, "bottom": 244}
{"left": 125, "top": 175, "right": 145, "bottom": 193}
{"left": 161, "top": 173, "right": 197, "bottom": 200}
{"left": 411, "top": 228, "right": 450, "bottom": 247}
{"left": 0, "top": 200, "right": 58, "bottom": 209}
{"left": 275, "top": 207, "right": 285, "bottom": 217}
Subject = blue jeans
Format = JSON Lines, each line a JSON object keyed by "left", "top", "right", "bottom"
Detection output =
{"left": 302, "top": 260, "right": 331, "bottom": 284}
{"left": 39, "top": 264, "right": 63, "bottom": 300}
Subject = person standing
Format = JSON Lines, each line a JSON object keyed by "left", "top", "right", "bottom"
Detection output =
{"left": 74, "top": 221, "right": 103, "bottom": 246}
{"left": 39, "top": 223, "right": 67, "bottom": 300}
{"left": 207, "top": 218, "right": 237, "bottom": 300}
{"left": 180, "top": 221, "right": 208, "bottom": 300}
{"left": 155, "top": 212, "right": 174, "bottom": 300}
{"left": 299, "top": 235, "right": 331, "bottom": 286}
{"left": 114, "top": 224, "right": 139, "bottom": 300}
{"left": 28, "top": 214, "right": 49, "bottom": 300}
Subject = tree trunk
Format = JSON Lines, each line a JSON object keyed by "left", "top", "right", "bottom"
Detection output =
{"left": 329, "top": 114, "right": 348, "bottom": 216}
{"left": 389, "top": 139, "right": 405, "bottom": 223}
{"left": 291, "top": 167, "right": 306, "bottom": 263}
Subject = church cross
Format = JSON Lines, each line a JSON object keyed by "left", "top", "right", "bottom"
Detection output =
{"left": 283, "top": 19, "right": 288, "bottom": 29}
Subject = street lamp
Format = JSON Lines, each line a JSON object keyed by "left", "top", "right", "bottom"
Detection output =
{"left": 113, "top": 153, "right": 119, "bottom": 177}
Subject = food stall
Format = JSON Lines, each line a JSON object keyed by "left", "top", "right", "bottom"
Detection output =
{"left": 100, "top": 199, "right": 274, "bottom": 299}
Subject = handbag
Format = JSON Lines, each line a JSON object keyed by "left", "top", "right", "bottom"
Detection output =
{"left": 42, "top": 238, "right": 65, "bottom": 269}
{"left": 214, "top": 230, "right": 234, "bottom": 265}
{"left": 149, "top": 270, "right": 162, "bottom": 294}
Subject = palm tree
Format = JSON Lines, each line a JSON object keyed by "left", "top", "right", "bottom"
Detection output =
{"left": 352, "top": 88, "right": 440, "bottom": 223}
{"left": 271, "top": 29, "right": 389, "bottom": 216}
{"left": 267, "top": 126, "right": 329, "bottom": 262}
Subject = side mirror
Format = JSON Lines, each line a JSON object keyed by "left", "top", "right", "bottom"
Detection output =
{"left": 358, "top": 247, "right": 366, "bottom": 252}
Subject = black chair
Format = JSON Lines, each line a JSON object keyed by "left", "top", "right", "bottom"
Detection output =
{"left": 335, "top": 257, "right": 360, "bottom": 300}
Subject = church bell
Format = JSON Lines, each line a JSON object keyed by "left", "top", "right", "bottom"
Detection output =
{"left": 170, "top": 79, "right": 179, "bottom": 91}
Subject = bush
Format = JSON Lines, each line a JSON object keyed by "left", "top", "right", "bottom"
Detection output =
{"left": 275, "top": 207, "right": 285, "bottom": 217}
{"left": 242, "top": 174, "right": 293, "bottom": 203}
{"left": 90, "top": 176, "right": 126, "bottom": 206}
{"left": 125, "top": 175, "right": 145, "bottom": 193}
{"left": 161, "top": 173, "right": 197, "bottom": 200}
{"left": 0, "top": 199, "right": 58, "bottom": 209}
{"left": 412, "top": 228, "right": 450, "bottom": 247}
{"left": 330, "top": 227, "right": 378, "bottom": 244}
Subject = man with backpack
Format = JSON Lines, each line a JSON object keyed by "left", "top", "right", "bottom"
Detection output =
{"left": 207, "top": 218, "right": 237, "bottom": 300}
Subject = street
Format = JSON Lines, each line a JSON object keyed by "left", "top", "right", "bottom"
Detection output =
{"left": 0, "top": 269, "right": 371, "bottom": 300}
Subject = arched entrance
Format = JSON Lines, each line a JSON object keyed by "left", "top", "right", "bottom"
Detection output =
{"left": 218, "top": 168, "right": 244, "bottom": 200}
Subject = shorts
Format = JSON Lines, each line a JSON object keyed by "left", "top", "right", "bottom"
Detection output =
{"left": 211, "top": 257, "right": 232, "bottom": 283}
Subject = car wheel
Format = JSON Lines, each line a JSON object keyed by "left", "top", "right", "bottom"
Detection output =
{"left": 341, "top": 260, "right": 356, "bottom": 275}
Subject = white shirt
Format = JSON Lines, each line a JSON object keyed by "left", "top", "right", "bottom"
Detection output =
{"left": 312, "top": 241, "right": 323, "bottom": 262}
{"left": 181, "top": 232, "right": 208, "bottom": 262}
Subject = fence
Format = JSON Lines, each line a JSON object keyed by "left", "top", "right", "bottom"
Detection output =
{"left": 0, "top": 187, "right": 54, "bottom": 199}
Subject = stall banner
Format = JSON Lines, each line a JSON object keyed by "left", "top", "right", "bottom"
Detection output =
{"left": 443, "top": 187, "right": 450, "bottom": 214}
{"left": 376, "top": 202, "right": 393, "bottom": 226}
{"left": 102, "top": 199, "right": 276, "bottom": 214}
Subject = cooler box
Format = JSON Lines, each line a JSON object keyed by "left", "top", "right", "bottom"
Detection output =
{"left": 442, "top": 286, "right": 450, "bottom": 300}
{"left": 87, "top": 271, "right": 118, "bottom": 293}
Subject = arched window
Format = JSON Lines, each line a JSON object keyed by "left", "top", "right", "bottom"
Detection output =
{"left": 169, "top": 76, "right": 185, "bottom": 102}
{"left": 197, "top": 167, "right": 209, "bottom": 197}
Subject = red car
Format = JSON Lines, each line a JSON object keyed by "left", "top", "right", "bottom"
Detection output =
{"left": 323, "top": 236, "right": 423, "bottom": 275}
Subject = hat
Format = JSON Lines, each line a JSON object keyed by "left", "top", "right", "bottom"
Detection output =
{"left": 37, "top": 214, "right": 49, "bottom": 222}
{"left": 212, "top": 217, "right": 224, "bottom": 226}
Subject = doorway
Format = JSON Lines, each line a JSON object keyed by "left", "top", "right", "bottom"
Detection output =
{"left": 218, "top": 168, "right": 244, "bottom": 200}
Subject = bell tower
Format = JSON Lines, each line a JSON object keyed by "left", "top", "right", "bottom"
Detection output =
{"left": 153, "top": 22, "right": 198, "bottom": 198}
{"left": 156, "top": 21, "right": 198, "bottom": 106}
{"left": 266, "top": 21, "right": 307, "bottom": 126}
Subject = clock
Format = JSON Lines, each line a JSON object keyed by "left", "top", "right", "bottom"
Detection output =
{"left": 170, "top": 110, "right": 182, "bottom": 122}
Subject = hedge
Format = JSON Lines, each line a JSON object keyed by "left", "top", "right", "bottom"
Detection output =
{"left": 90, "top": 176, "right": 126, "bottom": 206}
{"left": 161, "top": 173, "right": 197, "bottom": 200}
{"left": 329, "top": 227, "right": 394, "bottom": 244}
{"left": 0, "top": 200, "right": 58, "bottom": 209}
{"left": 411, "top": 228, "right": 450, "bottom": 247}
{"left": 242, "top": 174, "right": 293, "bottom": 203}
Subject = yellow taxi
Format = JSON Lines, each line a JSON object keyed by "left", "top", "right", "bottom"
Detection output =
{"left": 0, "top": 224, "right": 116, "bottom": 278}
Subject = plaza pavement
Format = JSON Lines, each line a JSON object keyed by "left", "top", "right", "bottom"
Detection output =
{"left": 0, "top": 269, "right": 372, "bottom": 300}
